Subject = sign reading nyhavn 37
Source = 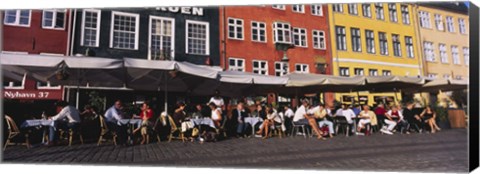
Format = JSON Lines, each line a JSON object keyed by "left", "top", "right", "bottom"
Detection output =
{"left": 156, "top": 7, "right": 204, "bottom": 16}
{"left": 3, "top": 90, "right": 62, "bottom": 100}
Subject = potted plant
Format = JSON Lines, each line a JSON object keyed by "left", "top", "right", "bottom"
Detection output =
{"left": 433, "top": 105, "right": 450, "bottom": 129}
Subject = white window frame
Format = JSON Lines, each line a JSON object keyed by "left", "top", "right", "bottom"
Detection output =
{"left": 392, "top": 34, "right": 401, "bottom": 57}
{"left": 375, "top": 3, "right": 384, "bottom": 20}
{"left": 379, "top": 32, "right": 388, "bottom": 55}
{"left": 348, "top": 4, "right": 358, "bottom": 15}
{"left": 366, "top": 30, "right": 375, "bottom": 54}
{"left": 251, "top": 21, "right": 267, "bottom": 43}
{"left": 3, "top": 10, "right": 31, "bottom": 27}
{"left": 292, "top": 5, "right": 305, "bottom": 13}
{"left": 419, "top": 11, "right": 431, "bottom": 29}
{"left": 354, "top": 68, "right": 364, "bottom": 76}
{"left": 362, "top": 4, "right": 372, "bottom": 18}
{"left": 312, "top": 30, "right": 326, "bottom": 50}
{"left": 185, "top": 20, "right": 210, "bottom": 55}
{"left": 405, "top": 36, "right": 414, "bottom": 58}
{"left": 455, "top": 75, "right": 462, "bottom": 80}
{"left": 401, "top": 5, "right": 410, "bottom": 24}
{"left": 423, "top": 41, "right": 435, "bottom": 62}
{"left": 109, "top": 11, "right": 140, "bottom": 50}
{"left": 37, "top": 81, "right": 61, "bottom": 90}
{"left": 351, "top": 28, "right": 361, "bottom": 52}
{"left": 272, "top": 5, "right": 286, "bottom": 10}
{"left": 252, "top": 60, "right": 268, "bottom": 75}
{"left": 80, "top": 9, "right": 101, "bottom": 47}
{"left": 311, "top": 5, "right": 323, "bottom": 16}
{"left": 335, "top": 26, "right": 347, "bottom": 51}
{"left": 148, "top": 16, "right": 175, "bottom": 60}
{"left": 388, "top": 3, "right": 397, "bottom": 22}
{"left": 382, "top": 70, "right": 391, "bottom": 76}
{"left": 458, "top": 18, "right": 466, "bottom": 34}
{"left": 439, "top": 44, "right": 448, "bottom": 63}
{"left": 443, "top": 74, "right": 451, "bottom": 79}
{"left": 228, "top": 58, "right": 245, "bottom": 72}
{"left": 227, "top": 18, "right": 244, "bottom": 40}
{"left": 3, "top": 72, "right": 26, "bottom": 90}
{"left": 292, "top": 27, "right": 307, "bottom": 47}
{"left": 434, "top": 14, "right": 444, "bottom": 31}
{"left": 275, "top": 62, "right": 289, "bottom": 76}
{"left": 427, "top": 73, "right": 437, "bottom": 79}
{"left": 295, "top": 64, "right": 309, "bottom": 73}
{"left": 369, "top": 69, "right": 378, "bottom": 76}
{"left": 339, "top": 67, "right": 350, "bottom": 77}
{"left": 451, "top": 45, "right": 460, "bottom": 65}
{"left": 332, "top": 4, "right": 344, "bottom": 13}
{"left": 273, "top": 22, "right": 292, "bottom": 44}
{"left": 446, "top": 16, "right": 455, "bottom": 33}
{"left": 463, "top": 47, "right": 469, "bottom": 66}
{"left": 42, "top": 9, "right": 66, "bottom": 30}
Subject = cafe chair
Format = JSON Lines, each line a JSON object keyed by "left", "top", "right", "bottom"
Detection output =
{"left": 270, "top": 123, "right": 284, "bottom": 138}
{"left": 4, "top": 115, "right": 30, "bottom": 150}
{"left": 97, "top": 116, "right": 117, "bottom": 146}
{"left": 152, "top": 118, "right": 162, "bottom": 143}
{"left": 334, "top": 116, "right": 351, "bottom": 137}
{"left": 68, "top": 127, "right": 84, "bottom": 146}
{"left": 168, "top": 123, "right": 186, "bottom": 143}
{"left": 290, "top": 119, "right": 308, "bottom": 139}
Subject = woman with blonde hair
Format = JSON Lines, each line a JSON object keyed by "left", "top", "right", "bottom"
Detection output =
{"left": 420, "top": 106, "right": 441, "bottom": 133}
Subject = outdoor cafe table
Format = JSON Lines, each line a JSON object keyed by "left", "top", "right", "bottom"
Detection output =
{"left": 20, "top": 119, "right": 55, "bottom": 144}
{"left": 190, "top": 118, "right": 216, "bottom": 129}
{"left": 118, "top": 119, "right": 142, "bottom": 128}
{"left": 244, "top": 117, "right": 263, "bottom": 137}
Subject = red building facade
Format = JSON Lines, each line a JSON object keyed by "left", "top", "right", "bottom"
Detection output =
{"left": 2, "top": 9, "right": 71, "bottom": 102}
{"left": 219, "top": 5, "right": 334, "bottom": 105}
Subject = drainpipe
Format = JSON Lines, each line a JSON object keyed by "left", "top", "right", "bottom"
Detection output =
{"left": 413, "top": 4, "right": 426, "bottom": 77}
{"left": 0, "top": 11, "right": 3, "bottom": 52}
{"left": 70, "top": 9, "right": 77, "bottom": 56}
{"left": 65, "top": 9, "right": 72, "bottom": 56}
{"left": 222, "top": 7, "right": 227, "bottom": 70}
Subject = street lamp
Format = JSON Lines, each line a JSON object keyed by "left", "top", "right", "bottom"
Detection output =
{"left": 275, "top": 43, "right": 294, "bottom": 62}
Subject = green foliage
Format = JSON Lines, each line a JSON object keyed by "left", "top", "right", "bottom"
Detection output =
{"left": 87, "top": 91, "right": 106, "bottom": 113}
{"left": 433, "top": 105, "right": 449, "bottom": 122}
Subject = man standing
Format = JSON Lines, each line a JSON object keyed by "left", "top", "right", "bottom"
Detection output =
{"left": 47, "top": 101, "right": 81, "bottom": 146}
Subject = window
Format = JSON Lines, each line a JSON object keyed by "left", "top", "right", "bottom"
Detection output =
{"left": 443, "top": 74, "right": 450, "bottom": 79}
{"left": 388, "top": 4, "right": 397, "bottom": 22}
{"left": 251, "top": 21, "right": 266, "bottom": 42}
{"left": 351, "top": 28, "right": 361, "bottom": 52}
{"left": 405, "top": 36, "right": 414, "bottom": 58}
{"left": 455, "top": 75, "right": 462, "bottom": 80}
{"left": 434, "top": 14, "right": 444, "bottom": 31}
{"left": 186, "top": 20, "right": 210, "bottom": 55}
{"left": 335, "top": 26, "right": 347, "bottom": 51}
{"left": 275, "top": 62, "right": 289, "bottom": 76}
{"left": 354, "top": 68, "right": 364, "bottom": 76}
{"left": 451, "top": 46, "right": 460, "bottom": 65}
{"left": 81, "top": 9, "right": 101, "bottom": 47}
{"left": 42, "top": 10, "right": 65, "bottom": 29}
{"left": 252, "top": 60, "right": 268, "bottom": 75}
{"left": 311, "top": 5, "right": 323, "bottom": 16}
{"left": 379, "top": 32, "right": 388, "bottom": 55}
{"left": 366, "top": 30, "right": 375, "bottom": 54}
{"left": 427, "top": 73, "right": 437, "bottom": 79}
{"left": 382, "top": 70, "right": 391, "bottom": 76}
{"left": 439, "top": 44, "right": 448, "bottom": 63}
{"left": 149, "top": 16, "right": 174, "bottom": 60}
{"left": 312, "top": 30, "right": 326, "bottom": 49}
{"left": 348, "top": 4, "right": 358, "bottom": 15}
{"left": 369, "top": 69, "right": 378, "bottom": 76}
{"left": 4, "top": 10, "right": 30, "bottom": 26}
{"left": 463, "top": 47, "right": 469, "bottom": 66}
{"left": 419, "top": 11, "right": 431, "bottom": 28}
{"left": 339, "top": 67, "right": 350, "bottom": 77}
{"left": 362, "top": 4, "right": 372, "bottom": 18}
{"left": 228, "top": 18, "right": 243, "bottom": 40}
{"left": 333, "top": 4, "right": 343, "bottom": 12}
{"left": 292, "top": 5, "right": 305, "bottom": 13}
{"left": 459, "top": 18, "right": 466, "bottom": 34}
{"left": 37, "top": 81, "right": 61, "bottom": 89}
{"left": 375, "top": 3, "right": 384, "bottom": 20}
{"left": 392, "top": 34, "right": 401, "bottom": 57}
{"left": 423, "top": 41, "right": 435, "bottom": 62}
{"left": 295, "top": 64, "right": 309, "bottom": 73}
{"left": 401, "top": 5, "right": 410, "bottom": 24}
{"left": 229, "top": 58, "right": 245, "bottom": 71}
{"left": 446, "top": 16, "right": 455, "bottom": 32}
{"left": 273, "top": 22, "right": 292, "bottom": 44}
{"left": 272, "top": 5, "right": 286, "bottom": 10}
{"left": 293, "top": 28, "right": 307, "bottom": 47}
{"left": 110, "top": 11, "right": 139, "bottom": 50}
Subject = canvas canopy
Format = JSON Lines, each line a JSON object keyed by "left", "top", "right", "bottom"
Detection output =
{"left": 417, "top": 78, "right": 468, "bottom": 92}
{"left": 358, "top": 75, "right": 426, "bottom": 93}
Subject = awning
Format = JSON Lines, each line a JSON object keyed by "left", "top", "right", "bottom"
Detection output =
{"left": 358, "top": 75, "right": 426, "bottom": 93}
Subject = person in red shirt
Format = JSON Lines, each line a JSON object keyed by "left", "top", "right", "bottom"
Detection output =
{"left": 136, "top": 102, "right": 153, "bottom": 144}
{"left": 374, "top": 104, "right": 387, "bottom": 130}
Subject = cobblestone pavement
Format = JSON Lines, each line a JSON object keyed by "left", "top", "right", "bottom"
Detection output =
{"left": 2, "top": 129, "right": 468, "bottom": 173}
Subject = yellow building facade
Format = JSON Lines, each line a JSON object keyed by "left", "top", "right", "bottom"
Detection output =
{"left": 328, "top": 3, "right": 423, "bottom": 106}
{"left": 415, "top": 4, "right": 469, "bottom": 108}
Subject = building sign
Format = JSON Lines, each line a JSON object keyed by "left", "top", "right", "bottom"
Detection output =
{"left": 157, "top": 7, "right": 204, "bottom": 16}
{"left": 4, "top": 89, "right": 62, "bottom": 100}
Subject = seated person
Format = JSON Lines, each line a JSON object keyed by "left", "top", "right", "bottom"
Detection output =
{"left": 334, "top": 104, "right": 356, "bottom": 134}
{"left": 293, "top": 100, "right": 324, "bottom": 139}
{"left": 356, "top": 105, "right": 377, "bottom": 134}
{"left": 80, "top": 105, "right": 97, "bottom": 121}
{"left": 191, "top": 104, "right": 204, "bottom": 118}
{"left": 403, "top": 102, "right": 424, "bottom": 133}
{"left": 133, "top": 102, "right": 153, "bottom": 145}
{"left": 173, "top": 102, "right": 187, "bottom": 128}
{"left": 232, "top": 102, "right": 250, "bottom": 137}
{"left": 314, "top": 104, "right": 334, "bottom": 138}
{"left": 208, "top": 102, "right": 223, "bottom": 128}
{"left": 383, "top": 105, "right": 408, "bottom": 134}
{"left": 47, "top": 101, "right": 81, "bottom": 146}
{"left": 256, "top": 104, "right": 282, "bottom": 139}
{"left": 157, "top": 111, "right": 176, "bottom": 141}
{"left": 104, "top": 100, "right": 129, "bottom": 145}
{"left": 420, "top": 106, "right": 441, "bottom": 133}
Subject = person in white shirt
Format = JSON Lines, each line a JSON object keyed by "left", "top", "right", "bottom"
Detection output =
{"left": 293, "top": 100, "right": 324, "bottom": 139}
{"left": 256, "top": 105, "right": 281, "bottom": 139}
{"left": 209, "top": 90, "right": 225, "bottom": 111}
{"left": 104, "top": 100, "right": 129, "bottom": 145}
{"left": 47, "top": 101, "right": 81, "bottom": 146}
{"left": 282, "top": 105, "right": 295, "bottom": 135}
{"left": 209, "top": 102, "right": 222, "bottom": 128}
{"left": 383, "top": 105, "right": 409, "bottom": 134}
{"left": 336, "top": 104, "right": 356, "bottom": 124}
{"left": 356, "top": 105, "right": 376, "bottom": 135}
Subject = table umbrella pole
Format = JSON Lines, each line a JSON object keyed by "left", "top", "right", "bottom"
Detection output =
{"left": 356, "top": 91, "right": 360, "bottom": 106}
{"left": 393, "top": 89, "right": 399, "bottom": 105}
{"left": 164, "top": 72, "right": 168, "bottom": 116}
